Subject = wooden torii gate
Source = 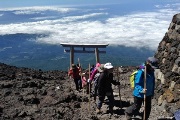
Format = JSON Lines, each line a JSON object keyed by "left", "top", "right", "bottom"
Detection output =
{"left": 60, "top": 43, "right": 109, "bottom": 68}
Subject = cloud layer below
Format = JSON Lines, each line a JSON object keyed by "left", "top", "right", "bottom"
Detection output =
{"left": 0, "top": 3, "right": 179, "bottom": 50}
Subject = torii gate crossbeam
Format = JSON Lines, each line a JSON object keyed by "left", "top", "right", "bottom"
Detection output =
{"left": 60, "top": 43, "right": 109, "bottom": 68}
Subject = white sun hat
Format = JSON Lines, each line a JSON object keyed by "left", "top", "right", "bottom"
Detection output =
{"left": 104, "top": 62, "right": 113, "bottom": 69}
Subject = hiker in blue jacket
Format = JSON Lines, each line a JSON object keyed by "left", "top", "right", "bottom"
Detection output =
{"left": 125, "top": 57, "right": 158, "bottom": 120}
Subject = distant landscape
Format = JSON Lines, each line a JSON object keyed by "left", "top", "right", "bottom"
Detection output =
{"left": 0, "top": 34, "right": 155, "bottom": 71}
{"left": 0, "top": 2, "right": 179, "bottom": 70}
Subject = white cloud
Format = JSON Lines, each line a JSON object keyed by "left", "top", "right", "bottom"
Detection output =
{"left": 30, "top": 16, "right": 58, "bottom": 20}
{"left": 0, "top": 47, "right": 12, "bottom": 52}
{"left": 0, "top": 4, "right": 179, "bottom": 50}
{"left": 0, "top": 6, "right": 78, "bottom": 14}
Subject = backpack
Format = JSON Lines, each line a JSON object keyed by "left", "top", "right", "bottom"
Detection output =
{"left": 129, "top": 70, "right": 138, "bottom": 89}
{"left": 130, "top": 69, "right": 144, "bottom": 89}
{"left": 94, "top": 73, "right": 100, "bottom": 86}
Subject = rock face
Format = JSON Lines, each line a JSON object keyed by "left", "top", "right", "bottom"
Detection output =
{"left": 154, "top": 13, "right": 180, "bottom": 116}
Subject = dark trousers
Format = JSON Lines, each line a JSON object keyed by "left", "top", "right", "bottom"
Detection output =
{"left": 92, "top": 81, "right": 98, "bottom": 100}
{"left": 97, "top": 92, "right": 114, "bottom": 110}
{"left": 74, "top": 78, "right": 82, "bottom": 91}
{"left": 86, "top": 82, "right": 92, "bottom": 94}
{"left": 125, "top": 96, "right": 152, "bottom": 120}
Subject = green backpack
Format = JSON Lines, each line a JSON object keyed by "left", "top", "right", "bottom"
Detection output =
{"left": 129, "top": 70, "right": 138, "bottom": 89}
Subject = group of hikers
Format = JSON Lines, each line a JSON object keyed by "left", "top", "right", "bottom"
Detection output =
{"left": 68, "top": 56, "right": 158, "bottom": 120}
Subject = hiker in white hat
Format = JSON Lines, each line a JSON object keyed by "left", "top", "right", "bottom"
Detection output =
{"left": 96, "top": 62, "right": 120, "bottom": 114}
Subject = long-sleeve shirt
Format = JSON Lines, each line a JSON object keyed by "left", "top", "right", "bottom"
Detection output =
{"left": 133, "top": 70, "right": 155, "bottom": 98}
{"left": 68, "top": 68, "right": 80, "bottom": 79}
{"left": 97, "top": 71, "right": 119, "bottom": 96}
{"left": 90, "top": 68, "right": 98, "bottom": 81}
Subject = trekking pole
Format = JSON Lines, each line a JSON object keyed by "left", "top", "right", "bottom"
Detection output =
{"left": 143, "top": 65, "right": 147, "bottom": 120}
{"left": 80, "top": 64, "right": 84, "bottom": 113}
{"left": 78, "top": 58, "right": 80, "bottom": 66}
{"left": 78, "top": 58, "right": 84, "bottom": 101}
{"left": 118, "top": 67, "right": 122, "bottom": 109}
{"left": 88, "top": 63, "right": 91, "bottom": 111}
{"left": 68, "top": 67, "right": 72, "bottom": 89}
{"left": 81, "top": 65, "right": 84, "bottom": 103}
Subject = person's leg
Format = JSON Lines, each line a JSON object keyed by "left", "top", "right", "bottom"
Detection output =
{"left": 74, "top": 78, "right": 79, "bottom": 91}
{"left": 94, "top": 86, "right": 97, "bottom": 101}
{"left": 143, "top": 96, "right": 152, "bottom": 120}
{"left": 125, "top": 96, "right": 143, "bottom": 116}
{"left": 78, "top": 78, "right": 82, "bottom": 90}
{"left": 97, "top": 95, "right": 105, "bottom": 110}
{"left": 107, "top": 93, "right": 114, "bottom": 114}
{"left": 107, "top": 93, "right": 114, "bottom": 108}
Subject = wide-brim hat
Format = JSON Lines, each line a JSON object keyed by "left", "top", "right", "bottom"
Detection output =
{"left": 146, "top": 57, "right": 158, "bottom": 69}
{"left": 81, "top": 72, "right": 86, "bottom": 77}
{"left": 104, "top": 62, "right": 113, "bottom": 69}
{"left": 97, "top": 64, "right": 104, "bottom": 72}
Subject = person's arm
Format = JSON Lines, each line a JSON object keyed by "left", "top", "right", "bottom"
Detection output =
{"left": 68, "top": 69, "right": 72, "bottom": 76}
{"left": 109, "top": 73, "right": 120, "bottom": 85}
{"left": 90, "top": 69, "right": 97, "bottom": 81}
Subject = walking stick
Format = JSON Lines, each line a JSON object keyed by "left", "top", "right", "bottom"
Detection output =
{"left": 78, "top": 58, "right": 84, "bottom": 101}
{"left": 78, "top": 58, "right": 85, "bottom": 113}
{"left": 143, "top": 65, "right": 147, "bottom": 120}
{"left": 118, "top": 67, "right": 122, "bottom": 109}
{"left": 88, "top": 63, "right": 91, "bottom": 111}
{"left": 68, "top": 67, "right": 72, "bottom": 89}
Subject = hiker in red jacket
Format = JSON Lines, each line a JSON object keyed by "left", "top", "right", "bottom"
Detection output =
{"left": 68, "top": 64, "right": 82, "bottom": 91}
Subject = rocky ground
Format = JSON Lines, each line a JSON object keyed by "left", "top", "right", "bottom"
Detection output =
{"left": 0, "top": 63, "right": 179, "bottom": 120}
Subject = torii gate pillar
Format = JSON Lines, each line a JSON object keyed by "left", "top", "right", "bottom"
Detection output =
{"left": 70, "top": 46, "right": 74, "bottom": 67}
{"left": 95, "top": 48, "right": 100, "bottom": 63}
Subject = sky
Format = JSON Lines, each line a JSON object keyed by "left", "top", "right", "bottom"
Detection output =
{"left": 2, "top": 0, "right": 126, "bottom": 8}
{"left": 0, "top": 0, "right": 179, "bottom": 8}
{"left": 0, "top": 0, "right": 180, "bottom": 51}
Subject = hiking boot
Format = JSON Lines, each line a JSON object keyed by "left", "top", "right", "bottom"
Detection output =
{"left": 125, "top": 112, "right": 131, "bottom": 120}
{"left": 134, "top": 112, "right": 142, "bottom": 119}
{"left": 96, "top": 108, "right": 101, "bottom": 114}
{"left": 78, "top": 89, "right": 82, "bottom": 92}
{"left": 108, "top": 108, "right": 113, "bottom": 114}
{"left": 135, "top": 115, "right": 142, "bottom": 119}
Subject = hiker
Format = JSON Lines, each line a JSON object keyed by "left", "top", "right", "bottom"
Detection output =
{"left": 91, "top": 64, "right": 103, "bottom": 101}
{"left": 125, "top": 57, "right": 158, "bottom": 120}
{"left": 90, "top": 63, "right": 100, "bottom": 81}
{"left": 89, "top": 63, "right": 100, "bottom": 92}
{"left": 68, "top": 64, "right": 82, "bottom": 91}
{"left": 96, "top": 62, "right": 120, "bottom": 114}
{"left": 87, "top": 63, "right": 101, "bottom": 94}
{"left": 81, "top": 72, "right": 89, "bottom": 94}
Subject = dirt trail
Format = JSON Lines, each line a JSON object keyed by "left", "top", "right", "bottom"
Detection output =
{"left": 71, "top": 67, "right": 175, "bottom": 120}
